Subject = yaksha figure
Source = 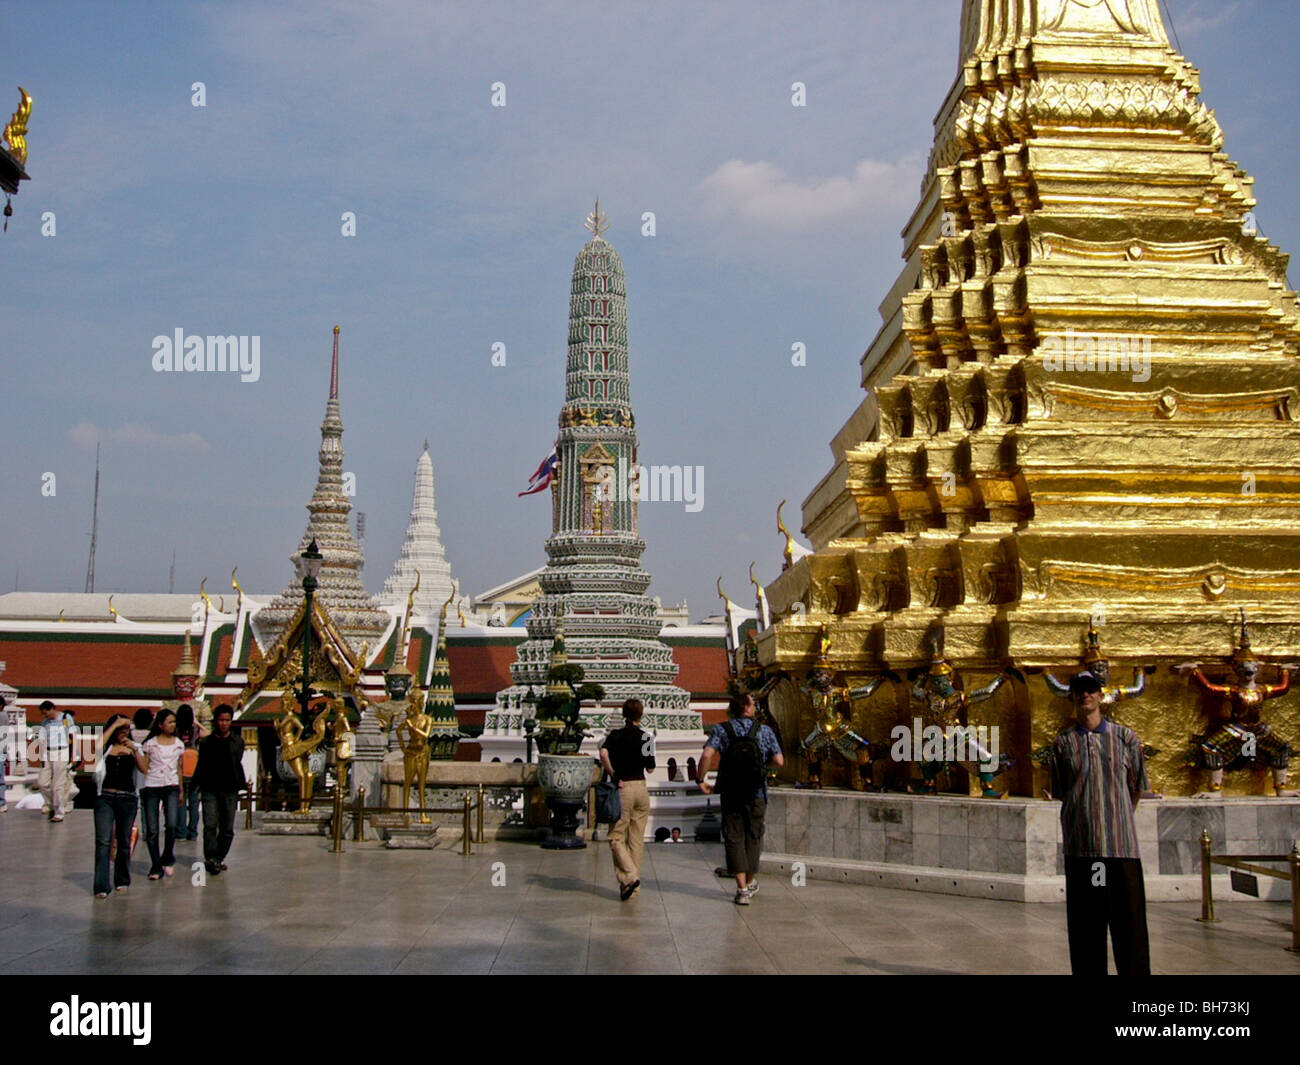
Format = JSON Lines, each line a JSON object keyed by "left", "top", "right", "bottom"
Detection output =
{"left": 799, "top": 628, "right": 886, "bottom": 790}
{"left": 163, "top": 630, "right": 213, "bottom": 735}
{"left": 1039, "top": 623, "right": 1158, "bottom": 768}
{"left": 909, "top": 634, "right": 1012, "bottom": 798}
{"left": 1045, "top": 625, "right": 1148, "bottom": 719}
{"left": 1176, "top": 611, "right": 1297, "bottom": 797}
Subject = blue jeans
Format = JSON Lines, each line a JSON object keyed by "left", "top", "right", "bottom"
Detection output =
{"left": 93, "top": 791, "right": 138, "bottom": 895}
{"left": 140, "top": 785, "right": 179, "bottom": 874}
{"left": 201, "top": 791, "right": 238, "bottom": 863}
{"left": 181, "top": 779, "right": 201, "bottom": 838}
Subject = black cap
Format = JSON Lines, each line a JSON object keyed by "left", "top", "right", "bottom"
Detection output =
{"left": 1069, "top": 671, "right": 1103, "bottom": 695}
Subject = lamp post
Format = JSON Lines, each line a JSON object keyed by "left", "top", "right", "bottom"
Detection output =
{"left": 522, "top": 686, "right": 537, "bottom": 764}
{"left": 296, "top": 539, "right": 324, "bottom": 718}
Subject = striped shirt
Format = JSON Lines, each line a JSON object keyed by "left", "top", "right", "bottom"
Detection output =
{"left": 1050, "top": 719, "right": 1147, "bottom": 859}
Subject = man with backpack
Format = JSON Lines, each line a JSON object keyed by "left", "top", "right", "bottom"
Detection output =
{"left": 698, "top": 693, "right": 783, "bottom": 905}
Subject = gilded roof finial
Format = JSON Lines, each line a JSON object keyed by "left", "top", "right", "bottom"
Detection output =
{"left": 777, "top": 499, "right": 796, "bottom": 571}
{"left": 585, "top": 199, "right": 609, "bottom": 239}
{"left": 3, "top": 87, "right": 32, "bottom": 167}
{"left": 231, "top": 567, "right": 244, "bottom": 613}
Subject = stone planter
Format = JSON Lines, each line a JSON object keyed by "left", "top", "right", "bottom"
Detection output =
{"left": 537, "top": 753, "right": 597, "bottom": 849}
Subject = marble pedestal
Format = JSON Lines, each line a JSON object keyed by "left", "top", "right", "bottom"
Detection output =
{"left": 369, "top": 814, "right": 442, "bottom": 849}
{"left": 760, "top": 790, "right": 1300, "bottom": 903}
{"left": 259, "top": 810, "right": 333, "bottom": 836}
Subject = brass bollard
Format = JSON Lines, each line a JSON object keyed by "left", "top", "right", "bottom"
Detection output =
{"left": 477, "top": 783, "right": 485, "bottom": 843}
{"left": 1197, "top": 827, "right": 1219, "bottom": 923}
{"left": 1289, "top": 844, "right": 1300, "bottom": 953}
{"left": 330, "top": 783, "right": 345, "bottom": 854}
{"left": 462, "top": 792, "right": 472, "bottom": 855}
{"left": 354, "top": 785, "right": 366, "bottom": 842}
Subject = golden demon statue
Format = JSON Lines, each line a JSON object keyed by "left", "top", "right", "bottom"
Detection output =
{"left": 799, "top": 626, "right": 887, "bottom": 790}
{"left": 1044, "top": 624, "right": 1149, "bottom": 720}
{"left": 1176, "top": 611, "right": 1297, "bottom": 797}
{"left": 276, "top": 691, "right": 331, "bottom": 813}
{"left": 909, "top": 631, "right": 1012, "bottom": 798}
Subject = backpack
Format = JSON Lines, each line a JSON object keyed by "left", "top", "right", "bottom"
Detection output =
{"left": 717, "top": 719, "right": 766, "bottom": 799}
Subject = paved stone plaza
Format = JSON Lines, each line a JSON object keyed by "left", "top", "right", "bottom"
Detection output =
{"left": 1, "top": 810, "right": 1296, "bottom": 975}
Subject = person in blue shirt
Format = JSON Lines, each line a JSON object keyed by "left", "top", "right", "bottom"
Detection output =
{"left": 30, "top": 700, "right": 78, "bottom": 822}
{"left": 698, "top": 693, "right": 783, "bottom": 905}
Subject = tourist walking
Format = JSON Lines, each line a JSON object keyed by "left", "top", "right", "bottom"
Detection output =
{"left": 599, "top": 698, "right": 656, "bottom": 901}
{"left": 92, "top": 714, "right": 148, "bottom": 898}
{"left": 175, "top": 704, "right": 206, "bottom": 841}
{"left": 140, "top": 708, "right": 184, "bottom": 880}
{"left": 1049, "top": 671, "right": 1151, "bottom": 975}
{"left": 31, "top": 700, "right": 78, "bottom": 822}
{"left": 195, "top": 705, "right": 245, "bottom": 875}
{"left": 698, "top": 694, "right": 783, "bottom": 905}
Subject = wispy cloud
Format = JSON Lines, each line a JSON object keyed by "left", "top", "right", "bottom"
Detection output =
{"left": 697, "top": 157, "right": 920, "bottom": 232}
{"left": 70, "top": 422, "right": 210, "bottom": 453}
{"left": 1172, "top": 0, "right": 1243, "bottom": 37}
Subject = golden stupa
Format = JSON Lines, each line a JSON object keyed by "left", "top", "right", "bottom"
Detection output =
{"left": 758, "top": 0, "right": 1300, "bottom": 798}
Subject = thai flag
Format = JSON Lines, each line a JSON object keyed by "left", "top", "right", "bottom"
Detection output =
{"left": 518, "top": 448, "right": 558, "bottom": 497}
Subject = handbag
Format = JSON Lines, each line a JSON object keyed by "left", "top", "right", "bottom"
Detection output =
{"left": 594, "top": 775, "right": 622, "bottom": 824}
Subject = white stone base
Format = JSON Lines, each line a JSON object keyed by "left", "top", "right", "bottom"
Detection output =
{"left": 761, "top": 789, "right": 1299, "bottom": 903}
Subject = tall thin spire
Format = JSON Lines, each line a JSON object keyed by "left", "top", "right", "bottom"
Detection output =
{"left": 83, "top": 441, "right": 100, "bottom": 594}
{"left": 253, "top": 326, "right": 390, "bottom": 651}
{"left": 329, "top": 324, "right": 340, "bottom": 400}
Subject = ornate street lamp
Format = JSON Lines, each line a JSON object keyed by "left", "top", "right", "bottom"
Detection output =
{"left": 295, "top": 539, "right": 324, "bottom": 717}
{"left": 522, "top": 685, "right": 538, "bottom": 764}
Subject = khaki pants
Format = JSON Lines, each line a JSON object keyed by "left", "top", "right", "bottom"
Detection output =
{"left": 39, "top": 758, "right": 72, "bottom": 817}
{"left": 608, "top": 779, "right": 650, "bottom": 888}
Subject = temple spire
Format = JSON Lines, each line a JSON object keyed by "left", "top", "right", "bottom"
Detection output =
{"left": 484, "top": 210, "right": 694, "bottom": 761}
{"left": 380, "top": 445, "right": 458, "bottom": 616}
{"left": 329, "top": 325, "right": 340, "bottom": 400}
{"left": 959, "top": 0, "right": 1170, "bottom": 62}
{"left": 585, "top": 199, "right": 609, "bottom": 239}
{"left": 253, "top": 326, "right": 389, "bottom": 651}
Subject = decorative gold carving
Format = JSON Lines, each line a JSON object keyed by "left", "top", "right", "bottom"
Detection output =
{"left": 3, "top": 87, "right": 31, "bottom": 166}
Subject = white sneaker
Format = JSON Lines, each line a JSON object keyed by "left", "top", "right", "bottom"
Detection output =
{"left": 733, "top": 889, "right": 750, "bottom": 906}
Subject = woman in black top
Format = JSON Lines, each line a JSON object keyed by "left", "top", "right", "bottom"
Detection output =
{"left": 92, "top": 714, "right": 149, "bottom": 898}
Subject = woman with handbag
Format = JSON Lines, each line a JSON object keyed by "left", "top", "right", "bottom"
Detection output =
{"left": 92, "top": 715, "right": 149, "bottom": 898}
{"left": 598, "top": 699, "right": 656, "bottom": 902}
{"left": 140, "top": 708, "right": 184, "bottom": 880}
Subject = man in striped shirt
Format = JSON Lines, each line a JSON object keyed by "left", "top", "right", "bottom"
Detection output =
{"left": 1049, "top": 671, "right": 1150, "bottom": 975}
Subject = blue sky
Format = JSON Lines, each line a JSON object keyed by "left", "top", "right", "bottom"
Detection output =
{"left": 1, "top": 0, "right": 1297, "bottom": 617}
